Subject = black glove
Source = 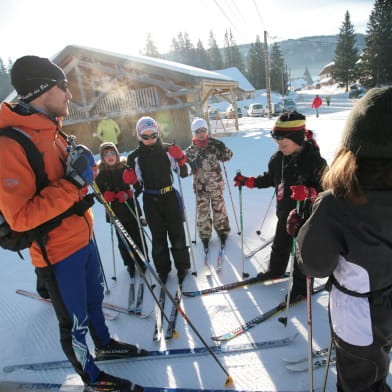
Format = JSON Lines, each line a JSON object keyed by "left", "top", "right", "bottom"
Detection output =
{"left": 73, "top": 194, "right": 95, "bottom": 216}
{"left": 286, "top": 209, "right": 305, "bottom": 237}
{"left": 64, "top": 145, "right": 95, "bottom": 189}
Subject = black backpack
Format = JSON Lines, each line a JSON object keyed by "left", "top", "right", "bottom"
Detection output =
{"left": 0, "top": 127, "right": 94, "bottom": 257}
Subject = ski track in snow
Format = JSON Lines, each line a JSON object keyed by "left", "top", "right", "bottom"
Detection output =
{"left": 2, "top": 89, "right": 391, "bottom": 391}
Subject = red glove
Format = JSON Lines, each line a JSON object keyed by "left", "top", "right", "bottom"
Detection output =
{"left": 168, "top": 145, "right": 184, "bottom": 159}
{"left": 290, "top": 185, "right": 318, "bottom": 202}
{"left": 103, "top": 191, "right": 116, "bottom": 202}
{"left": 122, "top": 168, "right": 137, "bottom": 184}
{"left": 116, "top": 191, "right": 129, "bottom": 203}
{"left": 168, "top": 145, "right": 187, "bottom": 166}
{"left": 234, "top": 175, "right": 255, "bottom": 188}
{"left": 286, "top": 209, "right": 305, "bottom": 237}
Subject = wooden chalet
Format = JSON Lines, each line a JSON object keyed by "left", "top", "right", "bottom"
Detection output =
{"left": 52, "top": 45, "right": 238, "bottom": 152}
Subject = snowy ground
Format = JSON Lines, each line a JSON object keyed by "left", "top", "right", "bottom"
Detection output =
{"left": 1, "top": 87, "right": 389, "bottom": 391}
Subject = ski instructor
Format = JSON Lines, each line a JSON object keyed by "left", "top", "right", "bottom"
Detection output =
{"left": 0, "top": 56, "right": 144, "bottom": 391}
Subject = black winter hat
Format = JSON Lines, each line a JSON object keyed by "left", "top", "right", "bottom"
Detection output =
{"left": 271, "top": 110, "right": 306, "bottom": 146}
{"left": 342, "top": 87, "right": 392, "bottom": 159}
{"left": 10, "top": 55, "right": 66, "bottom": 102}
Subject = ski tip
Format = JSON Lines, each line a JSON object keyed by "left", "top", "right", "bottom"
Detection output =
{"left": 278, "top": 316, "right": 288, "bottom": 326}
{"left": 172, "top": 330, "right": 180, "bottom": 339}
{"left": 224, "top": 375, "right": 234, "bottom": 387}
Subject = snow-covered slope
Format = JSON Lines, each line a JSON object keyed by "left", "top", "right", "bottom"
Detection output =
{"left": 2, "top": 88, "right": 388, "bottom": 391}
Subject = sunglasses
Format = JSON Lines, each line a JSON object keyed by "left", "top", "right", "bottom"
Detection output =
{"left": 194, "top": 128, "right": 207, "bottom": 134}
{"left": 103, "top": 151, "right": 116, "bottom": 157}
{"left": 25, "top": 78, "right": 69, "bottom": 92}
{"left": 271, "top": 133, "right": 289, "bottom": 141}
{"left": 140, "top": 133, "right": 158, "bottom": 140}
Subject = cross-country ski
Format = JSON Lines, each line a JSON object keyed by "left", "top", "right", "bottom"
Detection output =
{"left": 3, "top": 335, "right": 296, "bottom": 374}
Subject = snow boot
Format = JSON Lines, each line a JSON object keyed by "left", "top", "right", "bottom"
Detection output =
{"left": 86, "top": 371, "right": 143, "bottom": 391}
{"left": 95, "top": 339, "right": 148, "bottom": 361}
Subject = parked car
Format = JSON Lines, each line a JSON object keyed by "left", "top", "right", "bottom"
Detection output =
{"left": 247, "top": 103, "right": 265, "bottom": 117}
{"left": 281, "top": 98, "right": 297, "bottom": 112}
{"left": 208, "top": 107, "right": 220, "bottom": 120}
{"left": 226, "top": 105, "right": 242, "bottom": 118}
{"left": 349, "top": 88, "right": 366, "bottom": 99}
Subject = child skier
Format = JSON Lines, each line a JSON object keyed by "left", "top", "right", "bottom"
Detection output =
{"left": 95, "top": 142, "right": 148, "bottom": 277}
{"left": 123, "top": 116, "right": 191, "bottom": 283}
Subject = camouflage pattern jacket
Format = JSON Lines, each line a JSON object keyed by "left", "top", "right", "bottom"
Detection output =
{"left": 186, "top": 137, "right": 233, "bottom": 193}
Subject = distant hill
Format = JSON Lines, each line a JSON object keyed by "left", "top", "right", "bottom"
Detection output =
{"left": 238, "top": 34, "right": 366, "bottom": 79}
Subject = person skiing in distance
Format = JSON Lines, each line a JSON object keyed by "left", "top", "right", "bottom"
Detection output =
{"left": 325, "top": 95, "right": 331, "bottom": 106}
{"left": 123, "top": 116, "right": 191, "bottom": 283}
{"left": 296, "top": 87, "right": 392, "bottom": 392}
{"left": 95, "top": 142, "right": 148, "bottom": 278}
{"left": 312, "top": 95, "right": 322, "bottom": 117}
{"left": 0, "top": 56, "right": 144, "bottom": 391}
{"left": 185, "top": 118, "right": 233, "bottom": 248}
{"left": 233, "top": 111, "right": 327, "bottom": 301}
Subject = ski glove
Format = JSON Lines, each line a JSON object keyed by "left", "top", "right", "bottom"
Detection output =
{"left": 103, "top": 191, "right": 116, "bottom": 202}
{"left": 168, "top": 145, "right": 187, "bottom": 166}
{"left": 64, "top": 145, "right": 95, "bottom": 189}
{"left": 286, "top": 209, "right": 305, "bottom": 237}
{"left": 290, "top": 185, "right": 317, "bottom": 202}
{"left": 122, "top": 168, "right": 138, "bottom": 185}
{"left": 116, "top": 190, "right": 133, "bottom": 203}
{"left": 233, "top": 175, "right": 255, "bottom": 188}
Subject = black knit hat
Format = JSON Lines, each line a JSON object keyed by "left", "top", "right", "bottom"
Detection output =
{"left": 342, "top": 87, "right": 392, "bottom": 159}
{"left": 10, "top": 55, "right": 66, "bottom": 102}
{"left": 271, "top": 110, "right": 306, "bottom": 146}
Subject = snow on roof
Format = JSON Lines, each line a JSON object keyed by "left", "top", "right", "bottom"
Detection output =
{"left": 213, "top": 67, "right": 255, "bottom": 91}
{"left": 319, "top": 61, "right": 335, "bottom": 75}
{"left": 61, "top": 45, "right": 236, "bottom": 83}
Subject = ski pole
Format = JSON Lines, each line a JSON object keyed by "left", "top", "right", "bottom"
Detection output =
{"left": 174, "top": 162, "right": 197, "bottom": 277}
{"left": 92, "top": 184, "right": 171, "bottom": 324}
{"left": 306, "top": 274, "right": 313, "bottom": 392}
{"left": 192, "top": 207, "right": 197, "bottom": 244}
{"left": 278, "top": 200, "right": 301, "bottom": 326}
{"left": 237, "top": 170, "right": 248, "bottom": 278}
{"left": 109, "top": 217, "right": 117, "bottom": 281}
{"left": 92, "top": 232, "right": 110, "bottom": 295}
{"left": 256, "top": 190, "right": 275, "bottom": 237}
{"left": 128, "top": 187, "right": 154, "bottom": 287}
{"left": 322, "top": 334, "right": 334, "bottom": 392}
{"left": 222, "top": 162, "right": 240, "bottom": 235}
{"left": 124, "top": 201, "right": 152, "bottom": 244}
{"left": 92, "top": 181, "right": 233, "bottom": 387}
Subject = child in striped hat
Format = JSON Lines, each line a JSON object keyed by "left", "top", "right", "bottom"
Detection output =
{"left": 234, "top": 111, "right": 327, "bottom": 301}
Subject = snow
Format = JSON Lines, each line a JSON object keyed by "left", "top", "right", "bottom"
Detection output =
{"left": 1, "top": 87, "right": 390, "bottom": 391}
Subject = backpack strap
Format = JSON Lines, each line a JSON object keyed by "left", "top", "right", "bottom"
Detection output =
{"left": 0, "top": 127, "right": 49, "bottom": 192}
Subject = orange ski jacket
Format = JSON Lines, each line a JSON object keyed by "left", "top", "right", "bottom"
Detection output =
{"left": 0, "top": 102, "right": 93, "bottom": 267}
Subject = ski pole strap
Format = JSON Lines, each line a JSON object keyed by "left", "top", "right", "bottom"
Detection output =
{"left": 328, "top": 274, "right": 392, "bottom": 301}
{"left": 144, "top": 185, "right": 173, "bottom": 195}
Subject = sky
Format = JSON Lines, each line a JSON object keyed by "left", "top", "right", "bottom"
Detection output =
{"left": 1, "top": 0, "right": 375, "bottom": 64}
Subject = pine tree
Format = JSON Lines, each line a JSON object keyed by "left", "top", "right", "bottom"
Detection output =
{"left": 269, "top": 43, "right": 287, "bottom": 94}
{"left": 246, "top": 36, "right": 265, "bottom": 90}
{"left": 207, "top": 31, "right": 223, "bottom": 70}
{"left": 195, "top": 39, "right": 211, "bottom": 69}
{"left": 169, "top": 32, "right": 195, "bottom": 66}
{"left": 223, "top": 29, "right": 244, "bottom": 72}
{"left": 303, "top": 67, "right": 313, "bottom": 85}
{"left": 142, "top": 33, "right": 160, "bottom": 58}
{"left": 331, "top": 11, "right": 359, "bottom": 91}
{"left": 360, "top": 0, "right": 392, "bottom": 87}
{"left": 0, "top": 57, "right": 12, "bottom": 102}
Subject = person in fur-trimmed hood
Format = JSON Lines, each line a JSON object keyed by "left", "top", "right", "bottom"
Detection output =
{"left": 185, "top": 117, "right": 233, "bottom": 248}
{"left": 297, "top": 87, "right": 392, "bottom": 392}
{"left": 95, "top": 142, "right": 148, "bottom": 277}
